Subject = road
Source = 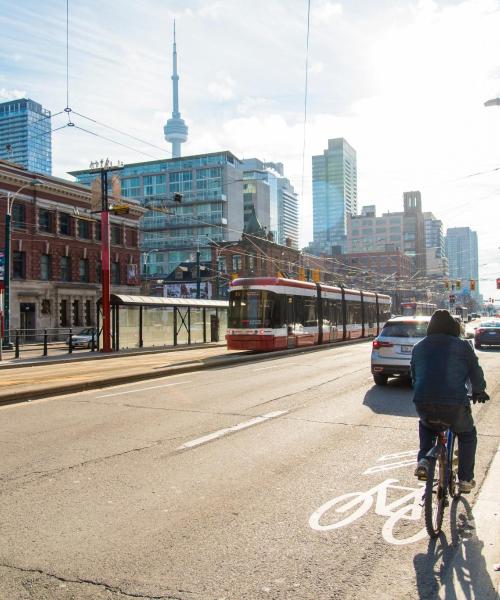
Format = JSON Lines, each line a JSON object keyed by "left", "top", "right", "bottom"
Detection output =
{"left": 1, "top": 342, "right": 499, "bottom": 600}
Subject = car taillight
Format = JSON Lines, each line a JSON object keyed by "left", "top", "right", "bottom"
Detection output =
{"left": 475, "top": 329, "right": 485, "bottom": 335}
{"left": 372, "top": 339, "right": 394, "bottom": 349}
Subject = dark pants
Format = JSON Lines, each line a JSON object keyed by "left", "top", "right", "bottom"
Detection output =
{"left": 416, "top": 403, "right": 477, "bottom": 481}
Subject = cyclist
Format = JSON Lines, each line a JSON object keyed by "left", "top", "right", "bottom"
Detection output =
{"left": 411, "top": 309, "right": 489, "bottom": 493}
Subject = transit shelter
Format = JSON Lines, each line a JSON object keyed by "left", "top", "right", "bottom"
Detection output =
{"left": 97, "top": 294, "right": 228, "bottom": 351}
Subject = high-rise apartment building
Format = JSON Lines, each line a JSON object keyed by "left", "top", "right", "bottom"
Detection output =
{"left": 445, "top": 227, "right": 479, "bottom": 297}
{"left": 311, "top": 137, "right": 357, "bottom": 254}
{"left": 70, "top": 152, "right": 244, "bottom": 277}
{"left": 423, "top": 212, "right": 445, "bottom": 257}
{"left": 0, "top": 98, "right": 52, "bottom": 175}
{"left": 241, "top": 159, "right": 299, "bottom": 248}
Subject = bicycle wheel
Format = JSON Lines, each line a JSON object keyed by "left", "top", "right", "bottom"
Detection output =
{"left": 448, "top": 433, "right": 461, "bottom": 499}
{"left": 424, "top": 452, "right": 446, "bottom": 538}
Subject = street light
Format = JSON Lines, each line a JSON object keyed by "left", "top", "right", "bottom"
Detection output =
{"left": 484, "top": 97, "right": 500, "bottom": 107}
{"left": 1, "top": 178, "right": 42, "bottom": 349}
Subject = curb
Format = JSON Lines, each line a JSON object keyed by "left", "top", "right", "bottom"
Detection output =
{"left": 0, "top": 337, "right": 370, "bottom": 407}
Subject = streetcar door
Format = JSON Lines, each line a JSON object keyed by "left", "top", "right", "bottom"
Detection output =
{"left": 286, "top": 296, "right": 295, "bottom": 348}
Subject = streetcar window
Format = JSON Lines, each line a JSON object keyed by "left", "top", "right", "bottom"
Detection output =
{"left": 228, "top": 290, "right": 279, "bottom": 328}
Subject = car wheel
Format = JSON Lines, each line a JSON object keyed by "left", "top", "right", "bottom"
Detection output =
{"left": 373, "top": 373, "right": 388, "bottom": 386}
{"left": 474, "top": 343, "right": 481, "bottom": 349}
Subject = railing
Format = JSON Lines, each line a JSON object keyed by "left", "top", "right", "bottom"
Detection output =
{"left": 0, "top": 327, "right": 98, "bottom": 361}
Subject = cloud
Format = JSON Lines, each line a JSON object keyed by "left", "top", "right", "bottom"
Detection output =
{"left": 207, "top": 73, "right": 236, "bottom": 101}
{"left": 0, "top": 87, "right": 26, "bottom": 100}
{"left": 312, "top": 1, "right": 343, "bottom": 24}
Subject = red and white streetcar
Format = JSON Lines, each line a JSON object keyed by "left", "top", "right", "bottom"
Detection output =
{"left": 226, "top": 277, "right": 392, "bottom": 351}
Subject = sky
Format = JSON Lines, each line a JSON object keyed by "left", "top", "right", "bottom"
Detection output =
{"left": 1, "top": 0, "right": 499, "bottom": 300}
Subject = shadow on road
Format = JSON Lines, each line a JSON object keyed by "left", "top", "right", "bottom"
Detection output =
{"left": 363, "top": 378, "right": 417, "bottom": 418}
{"left": 413, "top": 496, "right": 497, "bottom": 599}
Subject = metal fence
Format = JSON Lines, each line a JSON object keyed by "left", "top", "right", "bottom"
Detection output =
{"left": 0, "top": 327, "right": 98, "bottom": 360}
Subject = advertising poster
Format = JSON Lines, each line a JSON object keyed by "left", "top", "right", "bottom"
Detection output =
{"left": 162, "top": 282, "right": 212, "bottom": 299}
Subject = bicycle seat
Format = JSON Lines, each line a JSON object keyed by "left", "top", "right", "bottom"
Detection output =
{"left": 425, "top": 418, "right": 451, "bottom": 431}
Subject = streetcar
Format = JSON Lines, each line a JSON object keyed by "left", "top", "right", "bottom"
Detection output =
{"left": 400, "top": 301, "right": 437, "bottom": 317}
{"left": 226, "top": 277, "right": 392, "bottom": 351}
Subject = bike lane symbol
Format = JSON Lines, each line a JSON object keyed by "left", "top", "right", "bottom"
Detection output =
{"left": 309, "top": 478, "right": 427, "bottom": 546}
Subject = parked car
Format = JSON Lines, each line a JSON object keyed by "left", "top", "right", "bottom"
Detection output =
{"left": 371, "top": 317, "right": 431, "bottom": 385}
{"left": 474, "top": 320, "right": 500, "bottom": 349}
{"left": 67, "top": 327, "right": 95, "bottom": 349}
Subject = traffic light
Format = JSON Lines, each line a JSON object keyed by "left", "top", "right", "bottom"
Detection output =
{"left": 456, "top": 280, "right": 461, "bottom": 290}
{"left": 470, "top": 279, "right": 476, "bottom": 291}
{"left": 444, "top": 280, "right": 450, "bottom": 290}
{"left": 497, "top": 278, "right": 500, "bottom": 290}
{"left": 449, "top": 294, "right": 456, "bottom": 304}
{"left": 312, "top": 269, "right": 321, "bottom": 282}
{"left": 173, "top": 193, "right": 183, "bottom": 203}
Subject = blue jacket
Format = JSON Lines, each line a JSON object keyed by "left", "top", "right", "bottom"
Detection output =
{"left": 411, "top": 333, "right": 486, "bottom": 405}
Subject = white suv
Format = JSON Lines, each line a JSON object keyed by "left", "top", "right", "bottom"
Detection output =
{"left": 371, "top": 316, "right": 431, "bottom": 385}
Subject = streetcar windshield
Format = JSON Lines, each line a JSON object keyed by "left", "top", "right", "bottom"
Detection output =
{"left": 229, "top": 290, "right": 277, "bottom": 328}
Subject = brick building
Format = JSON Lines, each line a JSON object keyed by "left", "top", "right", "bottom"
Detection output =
{"left": 0, "top": 160, "right": 143, "bottom": 332}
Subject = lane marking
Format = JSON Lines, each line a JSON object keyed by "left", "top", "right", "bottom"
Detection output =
{"left": 176, "top": 410, "right": 288, "bottom": 450}
{"left": 252, "top": 364, "right": 298, "bottom": 371}
{"left": 95, "top": 381, "right": 191, "bottom": 398}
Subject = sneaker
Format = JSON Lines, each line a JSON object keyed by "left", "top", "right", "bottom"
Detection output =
{"left": 458, "top": 479, "right": 476, "bottom": 493}
{"left": 414, "top": 458, "right": 429, "bottom": 480}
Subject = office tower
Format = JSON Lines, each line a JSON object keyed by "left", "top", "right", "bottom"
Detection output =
{"left": 0, "top": 98, "right": 52, "bottom": 174}
{"left": 311, "top": 137, "right": 357, "bottom": 254}
{"left": 445, "top": 227, "right": 479, "bottom": 297}
{"left": 423, "top": 212, "right": 445, "bottom": 256}
{"left": 164, "top": 22, "right": 188, "bottom": 158}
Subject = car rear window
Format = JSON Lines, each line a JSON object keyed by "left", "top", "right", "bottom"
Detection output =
{"left": 480, "top": 322, "right": 499, "bottom": 328}
{"left": 380, "top": 322, "right": 428, "bottom": 338}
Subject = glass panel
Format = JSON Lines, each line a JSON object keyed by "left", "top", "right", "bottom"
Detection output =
{"left": 118, "top": 306, "right": 140, "bottom": 349}
{"left": 142, "top": 307, "right": 172, "bottom": 347}
{"left": 218, "top": 308, "right": 227, "bottom": 338}
{"left": 176, "top": 308, "right": 190, "bottom": 345}
{"left": 205, "top": 308, "right": 216, "bottom": 341}
{"left": 190, "top": 308, "right": 204, "bottom": 344}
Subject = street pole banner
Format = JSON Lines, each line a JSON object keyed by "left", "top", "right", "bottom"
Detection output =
{"left": 0, "top": 251, "right": 4, "bottom": 281}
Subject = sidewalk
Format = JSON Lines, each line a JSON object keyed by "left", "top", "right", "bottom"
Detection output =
{"left": 0, "top": 342, "right": 250, "bottom": 405}
{"left": 439, "top": 445, "right": 500, "bottom": 599}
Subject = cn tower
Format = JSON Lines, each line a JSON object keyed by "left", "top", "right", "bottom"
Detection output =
{"left": 164, "top": 22, "right": 188, "bottom": 157}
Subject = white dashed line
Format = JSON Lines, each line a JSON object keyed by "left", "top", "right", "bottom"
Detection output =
{"left": 177, "top": 410, "right": 288, "bottom": 450}
{"left": 95, "top": 381, "right": 191, "bottom": 398}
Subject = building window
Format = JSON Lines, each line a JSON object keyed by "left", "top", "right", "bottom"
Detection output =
{"left": 248, "top": 253, "right": 256, "bottom": 270}
{"left": 59, "top": 213, "right": 71, "bottom": 235}
{"left": 217, "top": 257, "right": 226, "bottom": 273}
{"left": 85, "top": 300, "right": 92, "bottom": 326}
{"left": 95, "top": 222, "right": 101, "bottom": 241}
{"left": 232, "top": 254, "right": 242, "bottom": 271}
{"left": 79, "top": 258, "right": 89, "bottom": 283}
{"left": 12, "top": 204, "right": 27, "bottom": 229}
{"left": 72, "top": 299, "right": 81, "bottom": 326}
{"left": 78, "top": 219, "right": 91, "bottom": 239}
{"left": 39, "top": 208, "right": 53, "bottom": 233}
{"left": 60, "top": 256, "right": 71, "bottom": 282}
{"left": 12, "top": 251, "right": 26, "bottom": 279}
{"left": 40, "top": 254, "right": 52, "bottom": 280}
{"left": 60, "top": 299, "right": 68, "bottom": 327}
{"left": 111, "top": 225, "right": 121, "bottom": 245}
{"left": 111, "top": 261, "right": 120, "bottom": 285}
{"left": 96, "top": 260, "right": 102, "bottom": 283}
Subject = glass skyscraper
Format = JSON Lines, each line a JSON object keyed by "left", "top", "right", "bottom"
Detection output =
{"left": 0, "top": 98, "right": 52, "bottom": 174}
{"left": 445, "top": 227, "right": 479, "bottom": 297}
{"left": 311, "top": 137, "right": 357, "bottom": 254}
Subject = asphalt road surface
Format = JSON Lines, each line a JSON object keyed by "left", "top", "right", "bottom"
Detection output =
{"left": 1, "top": 342, "right": 499, "bottom": 600}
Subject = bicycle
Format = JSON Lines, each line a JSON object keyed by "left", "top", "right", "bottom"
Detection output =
{"left": 421, "top": 391, "right": 490, "bottom": 538}
{"left": 421, "top": 421, "right": 460, "bottom": 538}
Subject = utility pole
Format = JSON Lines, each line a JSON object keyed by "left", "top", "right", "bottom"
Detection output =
{"left": 89, "top": 161, "right": 124, "bottom": 352}
{"left": 196, "top": 241, "right": 201, "bottom": 299}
